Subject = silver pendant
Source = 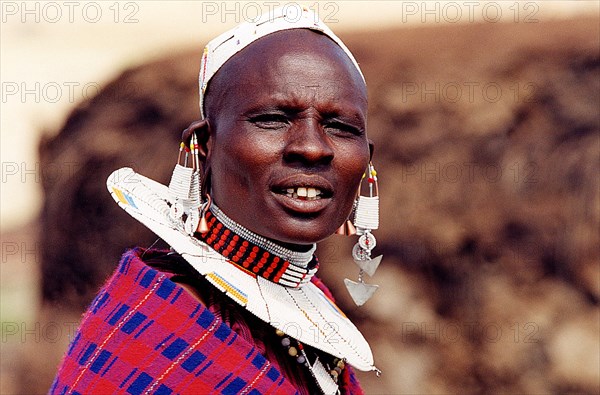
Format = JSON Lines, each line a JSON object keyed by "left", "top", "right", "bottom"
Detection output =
{"left": 345, "top": 229, "right": 382, "bottom": 306}
{"left": 353, "top": 255, "right": 382, "bottom": 277}
{"left": 344, "top": 278, "right": 379, "bottom": 306}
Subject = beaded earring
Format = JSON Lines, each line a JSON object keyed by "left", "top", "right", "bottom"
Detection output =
{"left": 168, "top": 133, "right": 204, "bottom": 236}
{"left": 344, "top": 162, "right": 383, "bottom": 306}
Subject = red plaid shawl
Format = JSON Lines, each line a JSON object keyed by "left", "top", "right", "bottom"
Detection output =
{"left": 50, "top": 248, "right": 364, "bottom": 394}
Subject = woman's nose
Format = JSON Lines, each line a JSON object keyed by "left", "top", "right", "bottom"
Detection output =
{"left": 282, "top": 118, "right": 334, "bottom": 166}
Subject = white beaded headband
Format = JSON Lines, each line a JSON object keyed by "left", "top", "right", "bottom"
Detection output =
{"left": 198, "top": 5, "right": 365, "bottom": 118}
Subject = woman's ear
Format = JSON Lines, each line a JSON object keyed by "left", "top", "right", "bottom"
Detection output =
{"left": 182, "top": 119, "right": 211, "bottom": 162}
{"left": 182, "top": 119, "right": 213, "bottom": 196}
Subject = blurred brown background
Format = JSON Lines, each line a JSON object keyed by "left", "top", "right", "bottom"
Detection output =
{"left": 1, "top": 2, "right": 599, "bottom": 394}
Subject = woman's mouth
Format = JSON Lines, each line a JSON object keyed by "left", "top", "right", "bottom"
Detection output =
{"left": 280, "top": 187, "right": 325, "bottom": 201}
{"left": 271, "top": 178, "right": 334, "bottom": 214}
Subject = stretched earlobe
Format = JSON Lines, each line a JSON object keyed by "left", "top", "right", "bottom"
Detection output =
{"left": 182, "top": 119, "right": 211, "bottom": 161}
{"left": 368, "top": 139, "right": 375, "bottom": 162}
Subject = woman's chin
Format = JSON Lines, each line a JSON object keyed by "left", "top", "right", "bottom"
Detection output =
{"left": 261, "top": 222, "right": 340, "bottom": 248}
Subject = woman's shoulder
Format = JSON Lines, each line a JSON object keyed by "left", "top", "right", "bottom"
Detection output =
{"left": 50, "top": 247, "right": 299, "bottom": 395}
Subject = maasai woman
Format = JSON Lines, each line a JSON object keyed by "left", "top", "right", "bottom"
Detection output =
{"left": 51, "top": 7, "right": 381, "bottom": 395}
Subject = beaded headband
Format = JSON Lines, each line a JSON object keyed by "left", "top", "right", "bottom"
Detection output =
{"left": 198, "top": 5, "right": 365, "bottom": 118}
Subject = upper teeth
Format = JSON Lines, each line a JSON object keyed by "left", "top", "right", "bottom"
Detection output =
{"left": 286, "top": 187, "right": 322, "bottom": 198}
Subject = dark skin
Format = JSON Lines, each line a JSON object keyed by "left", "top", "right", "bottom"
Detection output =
{"left": 186, "top": 29, "right": 372, "bottom": 250}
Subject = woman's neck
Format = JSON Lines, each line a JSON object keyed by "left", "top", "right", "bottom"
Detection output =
{"left": 207, "top": 203, "right": 317, "bottom": 268}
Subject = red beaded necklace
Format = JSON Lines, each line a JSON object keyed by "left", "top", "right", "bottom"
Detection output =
{"left": 195, "top": 210, "right": 319, "bottom": 288}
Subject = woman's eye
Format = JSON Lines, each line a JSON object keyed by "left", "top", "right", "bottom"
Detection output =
{"left": 251, "top": 114, "right": 288, "bottom": 129}
{"left": 325, "top": 122, "right": 362, "bottom": 136}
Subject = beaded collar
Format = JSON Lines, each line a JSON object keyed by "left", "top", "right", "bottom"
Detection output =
{"left": 195, "top": 204, "right": 319, "bottom": 288}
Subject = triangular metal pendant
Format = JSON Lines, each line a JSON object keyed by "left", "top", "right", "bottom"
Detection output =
{"left": 353, "top": 255, "right": 383, "bottom": 277}
{"left": 344, "top": 278, "right": 379, "bottom": 306}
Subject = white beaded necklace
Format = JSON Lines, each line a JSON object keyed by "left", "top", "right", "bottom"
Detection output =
{"left": 209, "top": 204, "right": 317, "bottom": 268}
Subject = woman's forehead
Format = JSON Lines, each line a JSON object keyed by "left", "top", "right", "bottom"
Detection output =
{"left": 205, "top": 30, "right": 367, "bottom": 113}
{"left": 198, "top": 6, "right": 364, "bottom": 118}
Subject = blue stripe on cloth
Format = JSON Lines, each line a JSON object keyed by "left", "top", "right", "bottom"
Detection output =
{"left": 120, "top": 368, "right": 138, "bottom": 389}
{"left": 227, "top": 332, "right": 237, "bottom": 345}
{"left": 154, "top": 384, "right": 173, "bottom": 395}
{"left": 214, "top": 322, "right": 230, "bottom": 341}
{"left": 78, "top": 343, "right": 97, "bottom": 365}
{"left": 134, "top": 319, "right": 154, "bottom": 339}
{"left": 139, "top": 269, "right": 156, "bottom": 288}
{"left": 214, "top": 372, "right": 233, "bottom": 390}
{"left": 196, "top": 360, "right": 213, "bottom": 377}
{"left": 248, "top": 390, "right": 262, "bottom": 395}
{"left": 156, "top": 280, "right": 175, "bottom": 299}
{"left": 90, "top": 350, "right": 112, "bottom": 373}
{"left": 266, "top": 366, "right": 279, "bottom": 381}
{"left": 189, "top": 303, "right": 201, "bottom": 319}
{"left": 66, "top": 332, "right": 80, "bottom": 356}
{"left": 122, "top": 312, "right": 147, "bottom": 334}
{"left": 119, "top": 252, "right": 134, "bottom": 273}
{"left": 48, "top": 377, "right": 58, "bottom": 394}
{"left": 126, "top": 372, "right": 153, "bottom": 395}
{"left": 155, "top": 333, "right": 174, "bottom": 351}
{"left": 91, "top": 291, "right": 109, "bottom": 314}
{"left": 196, "top": 308, "right": 214, "bottom": 329}
{"left": 101, "top": 355, "right": 118, "bottom": 376}
{"left": 222, "top": 377, "right": 247, "bottom": 395}
{"left": 161, "top": 338, "right": 189, "bottom": 360}
{"left": 181, "top": 350, "right": 207, "bottom": 373}
{"left": 251, "top": 353, "right": 265, "bottom": 369}
{"left": 170, "top": 287, "right": 183, "bottom": 304}
{"left": 108, "top": 304, "right": 130, "bottom": 325}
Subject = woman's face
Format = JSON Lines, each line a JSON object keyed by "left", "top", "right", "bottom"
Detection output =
{"left": 202, "top": 29, "right": 370, "bottom": 246}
